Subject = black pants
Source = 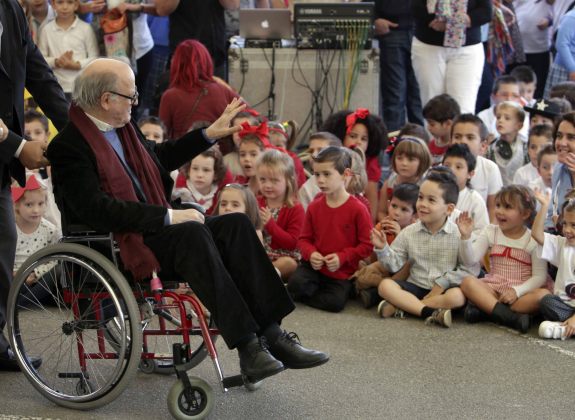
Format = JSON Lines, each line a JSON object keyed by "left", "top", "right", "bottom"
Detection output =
{"left": 0, "top": 186, "right": 16, "bottom": 354}
{"left": 144, "top": 213, "right": 294, "bottom": 348}
{"left": 288, "top": 262, "right": 352, "bottom": 313}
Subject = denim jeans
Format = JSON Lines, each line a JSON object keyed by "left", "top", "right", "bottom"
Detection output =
{"left": 378, "top": 30, "right": 424, "bottom": 132}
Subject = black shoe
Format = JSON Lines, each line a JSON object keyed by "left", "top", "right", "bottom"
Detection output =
{"left": 464, "top": 303, "right": 488, "bottom": 324}
{"left": 268, "top": 331, "right": 329, "bottom": 369}
{"left": 491, "top": 302, "right": 530, "bottom": 333}
{"left": 359, "top": 288, "right": 381, "bottom": 309}
{"left": 238, "top": 337, "right": 284, "bottom": 381}
{"left": 0, "top": 348, "right": 42, "bottom": 371}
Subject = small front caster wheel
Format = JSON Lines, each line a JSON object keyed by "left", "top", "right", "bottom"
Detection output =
{"left": 167, "top": 377, "right": 214, "bottom": 420}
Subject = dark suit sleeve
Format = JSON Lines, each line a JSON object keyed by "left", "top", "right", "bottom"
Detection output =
{"left": 0, "top": 132, "right": 22, "bottom": 164}
{"left": 150, "top": 128, "right": 216, "bottom": 171}
{"left": 47, "top": 131, "right": 168, "bottom": 234}
{"left": 18, "top": 6, "right": 69, "bottom": 130}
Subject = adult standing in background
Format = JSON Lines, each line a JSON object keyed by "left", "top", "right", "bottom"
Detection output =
{"left": 159, "top": 39, "right": 240, "bottom": 139}
{"left": 155, "top": 0, "right": 240, "bottom": 80}
{"left": 0, "top": 0, "right": 68, "bottom": 370}
{"left": 513, "top": 0, "right": 554, "bottom": 99}
{"left": 411, "top": 0, "right": 492, "bottom": 114}
{"left": 373, "top": 0, "right": 424, "bottom": 133}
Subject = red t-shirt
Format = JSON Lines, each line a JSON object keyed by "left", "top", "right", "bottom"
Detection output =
{"left": 428, "top": 138, "right": 449, "bottom": 166}
{"left": 299, "top": 194, "right": 373, "bottom": 280}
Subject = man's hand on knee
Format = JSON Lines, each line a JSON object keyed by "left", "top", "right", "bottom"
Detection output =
{"left": 171, "top": 209, "right": 205, "bottom": 225}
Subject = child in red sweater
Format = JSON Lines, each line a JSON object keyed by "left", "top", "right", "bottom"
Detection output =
{"left": 288, "top": 147, "right": 373, "bottom": 312}
{"left": 256, "top": 149, "right": 305, "bottom": 280}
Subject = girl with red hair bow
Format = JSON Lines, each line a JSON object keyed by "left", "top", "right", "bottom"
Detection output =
{"left": 321, "top": 109, "right": 389, "bottom": 221}
{"left": 11, "top": 175, "right": 60, "bottom": 304}
{"left": 222, "top": 110, "right": 263, "bottom": 178}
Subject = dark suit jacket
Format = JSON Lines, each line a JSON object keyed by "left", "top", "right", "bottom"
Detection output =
{"left": 0, "top": 0, "right": 68, "bottom": 187}
{"left": 47, "top": 122, "right": 214, "bottom": 234}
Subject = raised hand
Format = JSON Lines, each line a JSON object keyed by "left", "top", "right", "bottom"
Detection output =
{"left": 205, "top": 98, "right": 246, "bottom": 140}
{"left": 456, "top": 211, "right": 474, "bottom": 240}
{"left": 533, "top": 188, "right": 550, "bottom": 208}
{"left": 370, "top": 227, "right": 387, "bottom": 249}
{"left": 380, "top": 218, "right": 401, "bottom": 237}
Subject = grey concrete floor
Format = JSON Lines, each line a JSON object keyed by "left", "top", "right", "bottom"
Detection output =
{"left": 1, "top": 301, "right": 574, "bottom": 420}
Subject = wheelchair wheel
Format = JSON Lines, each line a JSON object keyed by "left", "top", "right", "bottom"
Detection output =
{"left": 7, "top": 243, "right": 143, "bottom": 410}
{"left": 167, "top": 376, "right": 214, "bottom": 420}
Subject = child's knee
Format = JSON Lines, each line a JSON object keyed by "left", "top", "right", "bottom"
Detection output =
{"left": 446, "top": 287, "right": 466, "bottom": 307}
{"left": 377, "top": 278, "right": 395, "bottom": 297}
{"left": 460, "top": 276, "right": 478, "bottom": 293}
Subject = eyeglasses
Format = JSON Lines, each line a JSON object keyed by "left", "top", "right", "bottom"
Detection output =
{"left": 107, "top": 90, "right": 139, "bottom": 105}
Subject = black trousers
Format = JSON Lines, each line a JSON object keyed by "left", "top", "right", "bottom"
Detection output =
{"left": 144, "top": 213, "right": 294, "bottom": 348}
{"left": 288, "top": 262, "right": 352, "bottom": 313}
{"left": 0, "top": 186, "right": 16, "bottom": 353}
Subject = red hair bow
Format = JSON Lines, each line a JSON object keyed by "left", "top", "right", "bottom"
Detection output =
{"left": 245, "top": 108, "right": 261, "bottom": 118}
{"left": 239, "top": 121, "right": 271, "bottom": 145}
{"left": 12, "top": 175, "right": 41, "bottom": 203}
{"left": 346, "top": 108, "right": 370, "bottom": 134}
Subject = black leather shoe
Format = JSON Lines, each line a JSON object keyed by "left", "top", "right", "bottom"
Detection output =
{"left": 0, "top": 348, "right": 42, "bottom": 371}
{"left": 268, "top": 331, "right": 329, "bottom": 369}
{"left": 238, "top": 337, "right": 284, "bottom": 381}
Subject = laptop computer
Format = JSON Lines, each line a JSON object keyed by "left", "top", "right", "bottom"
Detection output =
{"left": 239, "top": 9, "right": 293, "bottom": 42}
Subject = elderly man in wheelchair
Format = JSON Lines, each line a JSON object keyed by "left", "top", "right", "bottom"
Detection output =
{"left": 34, "top": 59, "right": 327, "bottom": 390}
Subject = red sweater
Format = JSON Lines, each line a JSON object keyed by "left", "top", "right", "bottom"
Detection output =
{"left": 159, "top": 82, "right": 239, "bottom": 140}
{"left": 258, "top": 196, "right": 305, "bottom": 250}
{"left": 299, "top": 194, "right": 373, "bottom": 280}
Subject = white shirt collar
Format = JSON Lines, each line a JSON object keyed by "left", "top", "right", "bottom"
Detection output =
{"left": 55, "top": 15, "right": 79, "bottom": 31}
{"left": 85, "top": 113, "right": 116, "bottom": 132}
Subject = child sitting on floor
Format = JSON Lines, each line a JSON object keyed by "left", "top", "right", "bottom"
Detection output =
{"left": 457, "top": 185, "right": 551, "bottom": 333}
{"left": 354, "top": 183, "right": 419, "bottom": 309}
{"left": 288, "top": 146, "right": 373, "bottom": 313}
{"left": 373, "top": 171, "right": 476, "bottom": 327}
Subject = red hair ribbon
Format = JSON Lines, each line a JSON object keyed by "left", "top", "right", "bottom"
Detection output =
{"left": 246, "top": 108, "right": 268, "bottom": 121}
{"left": 239, "top": 121, "right": 270, "bottom": 145}
{"left": 12, "top": 175, "right": 41, "bottom": 203}
{"left": 345, "top": 108, "right": 370, "bottom": 134}
{"left": 385, "top": 136, "right": 398, "bottom": 155}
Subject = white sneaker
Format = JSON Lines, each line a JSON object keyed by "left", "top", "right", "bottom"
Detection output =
{"left": 538, "top": 321, "right": 567, "bottom": 340}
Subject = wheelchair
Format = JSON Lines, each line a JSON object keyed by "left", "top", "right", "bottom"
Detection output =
{"left": 7, "top": 220, "right": 262, "bottom": 419}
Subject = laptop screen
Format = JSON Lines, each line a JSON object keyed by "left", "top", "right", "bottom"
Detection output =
{"left": 239, "top": 9, "right": 293, "bottom": 40}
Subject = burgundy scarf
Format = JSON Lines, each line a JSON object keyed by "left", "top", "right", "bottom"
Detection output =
{"left": 69, "top": 104, "right": 170, "bottom": 280}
